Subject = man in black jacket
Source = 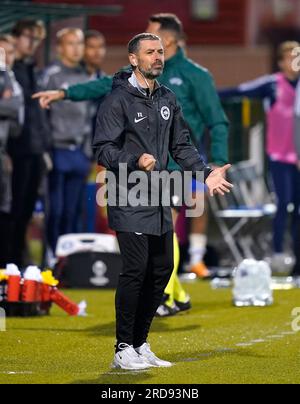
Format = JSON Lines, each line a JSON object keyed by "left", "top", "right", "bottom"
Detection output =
{"left": 0, "top": 34, "right": 24, "bottom": 267}
{"left": 9, "top": 20, "right": 49, "bottom": 267}
{"left": 93, "top": 33, "right": 232, "bottom": 370}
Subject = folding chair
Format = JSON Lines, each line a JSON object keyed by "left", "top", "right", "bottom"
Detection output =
{"left": 209, "top": 161, "right": 276, "bottom": 265}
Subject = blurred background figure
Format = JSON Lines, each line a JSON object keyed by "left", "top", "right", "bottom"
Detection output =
{"left": 78, "top": 30, "right": 107, "bottom": 235}
{"left": 146, "top": 13, "right": 229, "bottom": 315}
{"left": 0, "top": 34, "right": 24, "bottom": 267}
{"left": 83, "top": 30, "right": 106, "bottom": 79}
{"left": 41, "top": 28, "right": 91, "bottom": 260}
{"left": 8, "top": 19, "right": 48, "bottom": 268}
{"left": 292, "top": 64, "right": 300, "bottom": 278}
{"left": 219, "top": 41, "right": 300, "bottom": 276}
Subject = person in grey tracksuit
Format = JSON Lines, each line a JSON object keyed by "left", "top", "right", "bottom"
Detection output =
{"left": 41, "top": 28, "right": 92, "bottom": 253}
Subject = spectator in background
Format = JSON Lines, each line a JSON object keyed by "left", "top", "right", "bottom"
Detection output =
{"left": 9, "top": 19, "right": 49, "bottom": 267}
{"left": 76, "top": 30, "right": 107, "bottom": 234}
{"left": 219, "top": 41, "right": 300, "bottom": 276}
{"left": 292, "top": 67, "right": 300, "bottom": 279}
{"left": 0, "top": 35, "right": 24, "bottom": 267}
{"left": 41, "top": 28, "right": 91, "bottom": 256}
{"left": 83, "top": 30, "right": 107, "bottom": 132}
{"left": 83, "top": 30, "right": 106, "bottom": 79}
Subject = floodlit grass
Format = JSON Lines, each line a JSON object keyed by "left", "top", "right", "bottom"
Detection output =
{"left": 0, "top": 282, "right": 300, "bottom": 384}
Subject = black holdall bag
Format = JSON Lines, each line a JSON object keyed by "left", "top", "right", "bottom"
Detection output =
{"left": 54, "top": 234, "right": 123, "bottom": 288}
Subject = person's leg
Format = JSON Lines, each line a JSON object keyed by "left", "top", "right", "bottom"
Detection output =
{"left": 160, "top": 204, "right": 190, "bottom": 314}
{"left": 269, "top": 161, "right": 292, "bottom": 254}
{"left": 47, "top": 168, "right": 65, "bottom": 253}
{"left": 291, "top": 165, "right": 300, "bottom": 276}
{"left": 0, "top": 162, "right": 12, "bottom": 267}
{"left": 61, "top": 174, "right": 86, "bottom": 235}
{"left": 10, "top": 155, "right": 44, "bottom": 266}
{"left": 165, "top": 232, "right": 190, "bottom": 306}
{"left": 61, "top": 149, "right": 90, "bottom": 235}
{"left": 0, "top": 212, "right": 11, "bottom": 267}
{"left": 188, "top": 181, "right": 209, "bottom": 277}
{"left": 133, "top": 231, "right": 173, "bottom": 348}
{"left": 164, "top": 232, "right": 179, "bottom": 306}
{"left": 115, "top": 232, "right": 149, "bottom": 348}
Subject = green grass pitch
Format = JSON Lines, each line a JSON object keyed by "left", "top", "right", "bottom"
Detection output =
{"left": 0, "top": 282, "right": 300, "bottom": 384}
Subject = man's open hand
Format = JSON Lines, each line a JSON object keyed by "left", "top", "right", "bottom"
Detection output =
{"left": 32, "top": 90, "right": 65, "bottom": 109}
{"left": 205, "top": 164, "right": 233, "bottom": 197}
{"left": 138, "top": 153, "right": 156, "bottom": 172}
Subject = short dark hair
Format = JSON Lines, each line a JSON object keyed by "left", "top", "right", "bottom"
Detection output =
{"left": 11, "top": 19, "right": 46, "bottom": 39}
{"left": 149, "top": 13, "right": 183, "bottom": 39}
{"left": 128, "top": 33, "right": 161, "bottom": 54}
{"left": 84, "top": 30, "right": 105, "bottom": 43}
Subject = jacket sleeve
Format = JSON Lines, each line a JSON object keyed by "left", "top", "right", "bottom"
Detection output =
{"left": 66, "top": 76, "right": 113, "bottom": 101}
{"left": 0, "top": 71, "right": 20, "bottom": 120}
{"left": 169, "top": 101, "right": 212, "bottom": 182}
{"left": 295, "top": 115, "right": 300, "bottom": 161}
{"left": 295, "top": 83, "right": 300, "bottom": 161}
{"left": 218, "top": 75, "right": 275, "bottom": 99}
{"left": 191, "top": 69, "right": 229, "bottom": 165}
{"left": 0, "top": 96, "right": 20, "bottom": 119}
{"left": 93, "top": 94, "right": 140, "bottom": 171}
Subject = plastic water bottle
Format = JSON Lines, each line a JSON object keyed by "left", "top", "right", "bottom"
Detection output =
{"left": 253, "top": 261, "right": 273, "bottom": 306}
{"left": 233, "top": 259, "right": 255, "bottom": 306}
{"left": 233, "top": 259, "right": 273, "bottom": 307}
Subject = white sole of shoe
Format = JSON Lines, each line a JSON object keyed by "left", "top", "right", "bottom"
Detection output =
{"left": 153, "top": 362, "right": 173, "bottom": 368}
{"left": 111, "top": 361, "right": 151, "bottom": 371}
{"left": 142, "top": 359, "right": 173, "bottom": 368}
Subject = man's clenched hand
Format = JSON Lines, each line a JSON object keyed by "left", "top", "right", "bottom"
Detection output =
{"left": 138, "top": 153, "right": 156, "bottom": 172}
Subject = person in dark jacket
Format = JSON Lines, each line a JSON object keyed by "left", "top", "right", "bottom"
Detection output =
{"left": 8, "top": 19, "right": 49, "bottom": 267}
{"left": 93, "top": 33, "right": 232, "bottom": 370}
{"left": 0, "top": 34, "right": 24, "bottom": 267}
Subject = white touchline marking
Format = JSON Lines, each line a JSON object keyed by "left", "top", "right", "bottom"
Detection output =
{"left": 216, "top": 348, "right": 236, "bottom": 352}
{"left": 1, "top": 371, "right": 33, "bottom": 375}
{"left": 267, "top": 335, "right": 284, "bottom": 339}
{"left": 181, "top": 358, "right": 200, "bottom": 362}
{"left": 198, "top": 353, "right": 213, "bottom": 358}
{"left": 234, "top": 327, "right": 298, "bottom": 349}
{"left": 235, "top": 343, "right": 253, "bottom": 347}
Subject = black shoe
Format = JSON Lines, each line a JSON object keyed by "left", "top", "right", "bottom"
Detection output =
{"left": 155, "top": 303, "right": 179, "bottom": 317}
{"left": 174, "top": 298, "right": 192, "bottom": 312}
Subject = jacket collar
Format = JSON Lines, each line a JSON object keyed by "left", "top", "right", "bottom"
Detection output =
{"left": 164, "top": 47, "right": 185, "bottom": 69}
{"left": 128, "top": 71, "right": 160, "bottom": 97}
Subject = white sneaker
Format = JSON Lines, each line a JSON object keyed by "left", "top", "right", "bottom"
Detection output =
{"left": 111, "top": 343, "right": 152, "bottom": 370}
{"left": 135, "top": 343, "right": 172, "bottom": 367}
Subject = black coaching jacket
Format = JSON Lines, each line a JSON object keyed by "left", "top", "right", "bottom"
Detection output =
{"left": 93, "top": 71, "right": 212, "bottom": 236}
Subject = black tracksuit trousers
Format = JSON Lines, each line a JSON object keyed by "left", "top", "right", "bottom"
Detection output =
{"left": 116, "top": 231, "right": 174, "bottom": 349}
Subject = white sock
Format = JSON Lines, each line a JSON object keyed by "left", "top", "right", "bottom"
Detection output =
{"left": 189, "top": 234, "right": 207, "bottom": 265}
